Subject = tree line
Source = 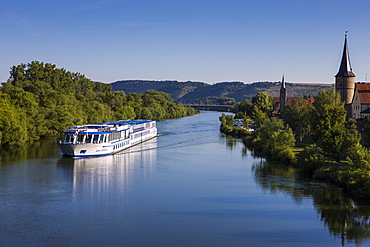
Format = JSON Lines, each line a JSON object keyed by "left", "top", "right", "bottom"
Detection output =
{"left": 0, "top": 61, "right": 198, "bottom": 146}
{"left": 220, "top": 89, "right": 370, "bottom": 199}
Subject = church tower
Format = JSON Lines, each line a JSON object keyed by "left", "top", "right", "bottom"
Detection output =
{"left": 335, "top": 33, "right": 355, "bottom": 106}
{"left": 280, "top": 75, "right": 287, "bottom": 113}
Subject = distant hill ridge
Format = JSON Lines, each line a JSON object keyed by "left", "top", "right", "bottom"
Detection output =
{"left": 111, "top": 80, "right": 333, "bottom": 104}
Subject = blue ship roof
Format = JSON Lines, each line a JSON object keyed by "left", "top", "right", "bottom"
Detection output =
{"left": 63, "top": 119, "right": 155, "bottom": 134}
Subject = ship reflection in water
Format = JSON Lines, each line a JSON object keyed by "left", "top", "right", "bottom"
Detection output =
{"left": 58, "top": 138, "right": 157, "bottom": 198}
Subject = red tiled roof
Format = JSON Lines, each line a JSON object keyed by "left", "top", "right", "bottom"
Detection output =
{"left": 273, "top": 97, "right": 315, "bottom": 104}
{"left": 356, "top": 83, "right": 370, "bottom": 104}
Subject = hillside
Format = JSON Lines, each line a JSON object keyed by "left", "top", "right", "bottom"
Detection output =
{"left": 111, "top": 80, "right": 333, "bottom": 104}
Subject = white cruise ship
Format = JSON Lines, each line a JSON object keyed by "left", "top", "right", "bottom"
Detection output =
{"left": 57, "top": 119, "right": 157, "bottom": 157}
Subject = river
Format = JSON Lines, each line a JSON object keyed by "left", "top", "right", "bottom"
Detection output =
{"left": 1, "top": 111, "right": 370, "bottom": 246}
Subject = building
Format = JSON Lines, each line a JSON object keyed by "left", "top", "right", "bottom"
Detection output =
{"left": 351, "top": 83, "right": 370, "bottom": 119}
{"left": 273, "top": 76, "right": 314, "bottom": 114}
{"left": 273, "top": 97, "right": 315, "bottom": 114}
{"left": 335, "top": 34, "right": 370, "bottom": 120}
{"left": 279, "top": 75, "right": 287, "bottom": 113}
{"left": 335, "top": 33, "right": 356, "bottom": 117}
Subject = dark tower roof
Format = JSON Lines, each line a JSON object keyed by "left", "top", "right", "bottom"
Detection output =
{"left": 335, "top": 34, "right": 355, "bottom": 77}
{"left": 281, "top": 75, "right": 285, "bottom": 88}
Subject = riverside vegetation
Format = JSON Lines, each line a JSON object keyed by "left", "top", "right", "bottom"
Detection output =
{"left": 220, "top": 89, "right": 370, "bottom": 199}
{"left": 0, "top": 61, "right": 198, "bottom": 147}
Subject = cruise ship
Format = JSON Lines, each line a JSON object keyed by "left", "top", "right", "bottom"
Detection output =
{"left": 57, "top": 119, "right": 157, "bottom": 157}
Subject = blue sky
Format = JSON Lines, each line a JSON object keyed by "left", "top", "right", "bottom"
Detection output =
{"left": 1, "top": 0, "right": 370, "bottom": 84}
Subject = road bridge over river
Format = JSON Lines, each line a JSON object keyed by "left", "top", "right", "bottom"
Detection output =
{"left": 183, "top": 104, "right": 232, "bottom": 111}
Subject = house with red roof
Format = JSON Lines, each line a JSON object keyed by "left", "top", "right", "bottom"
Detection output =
{"left": 351, "top": 83, "right": 370, "bottom": 119}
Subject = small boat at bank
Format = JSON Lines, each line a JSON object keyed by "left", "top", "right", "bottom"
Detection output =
{"left": 58, "top": 119, "right": 157, "bottom": 157}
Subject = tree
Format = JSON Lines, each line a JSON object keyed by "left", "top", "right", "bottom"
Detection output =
{"left": 321, "top": 123, "right": 348, "bottom": 162}
{"left": 246, "top": 117, "right": 296, "bottom": 162}
{"left": 251, "top": 92, "right": 272, "bottom": 114}
{"left": 231, "top": 99, "right": 253, "bottom": 117}
{"left": 362, "top": 119, "right": 370, "bottom": 148}
{"left": 297, "top": 144, "right": 325, "bottom": 175}
{"left": 0, "top": 61, "right": 199, "bottom": 146}
{"left": 321, "top": 120, "right": 361, "bottom": 162}
{"left": 0, "top": 93, "right": 28, "bottom": 145}
{"left": 346, "top": 143, "right": 370, "bottom": 169}
{"left": 217, "top": 97, "right": 236, "bottom": 105}
{"left": 284, "top": 97, "right": 313, "bottom": 142}
{"left": 311, "top": 89, "right": 346, "bottom": 141}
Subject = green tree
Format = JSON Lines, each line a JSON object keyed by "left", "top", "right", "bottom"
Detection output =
{"left": 362, "top": 119, "right": 370, "bottom": 148}
{"left": 284, "top": 97, "right": 313, "bottom": 142}
{"left": 251, "top": 92, "right": 272, "bottom": 114}
{"left": 217, "top": 97, "right": 236, "bottom": 105}
{"left": 114, "top": 105, "right": 136, "bottom": 120}
{"left": 297, "top": 144, "right": 325, "bottom": 175}
{"left": 320, "top": 119, "right": 360, "bottom": 162}
{"left": 140, "top": 107, "right": 153, "bottom": 119}
{"left": 246, "top": 117, "right": 295, "bottom": 162}
{"left": 346, "top": 143, "right": 370, "bottom": 169}
{"left": 0, "top": 61, "right": 199, "bottom": 147}
{"left": 231, "top": 99, "right": 253, "bottom": 117}
{"left": 0, "top": 93, "right": 28, "bottom": 145}
{"left": 311, "top": 89, "right": 346, "bottom": 140}
{"left": 321, "top": 123, "right": 347, "bottom": 162}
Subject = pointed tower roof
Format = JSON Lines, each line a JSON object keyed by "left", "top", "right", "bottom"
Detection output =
{"left": 281, "top": 75, "right": 285, "bottom": 88}
{"left": 335, "top": 33, "right": 355, "bottom": 77}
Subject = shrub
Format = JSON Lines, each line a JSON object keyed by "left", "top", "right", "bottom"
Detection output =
{"left": 297, "top": 144, "right": 325, "bottom": 175}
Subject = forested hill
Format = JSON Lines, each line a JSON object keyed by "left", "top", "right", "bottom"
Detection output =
{"left": 111, "top": 80, "right": 333, "bottom": 104}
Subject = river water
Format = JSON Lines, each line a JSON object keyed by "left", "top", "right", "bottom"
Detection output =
{"left": 1, "top": 111, "right": 370, "bottom": 246}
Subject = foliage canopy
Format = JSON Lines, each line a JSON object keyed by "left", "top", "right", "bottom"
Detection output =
{"left": 0, "top": 61, "right": 198, "bottom": 146}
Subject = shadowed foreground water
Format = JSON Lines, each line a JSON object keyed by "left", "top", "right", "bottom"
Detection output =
{"left": 1, "top": 111, "right": 370, "bottom": 246}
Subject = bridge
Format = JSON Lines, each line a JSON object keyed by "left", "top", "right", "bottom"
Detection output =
{"left": 183, "top": 104, "right": 232, "bottom": 111}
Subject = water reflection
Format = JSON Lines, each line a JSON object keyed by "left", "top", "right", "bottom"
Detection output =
{"left": 56, "top": 138, "right": 157, "bottom": 199}
{"left": 220, "top": 134, "right": 249, "bottom": 156}
{"left": 0, "top": 137, "right": 60, "bottom": 164}
{"left": 252, "top": 160, "right": 370, "bottom": 246}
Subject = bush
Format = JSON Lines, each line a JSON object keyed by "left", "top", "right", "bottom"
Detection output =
{"left": 270, "top": 145, "right": 296, "bottom": 163}
{"left": 297, "top": 144, "right": 325, "bottom": 175}
{"left": 346, "top": 143, "right": 370, "bottom": 169}
{"left": 339, "top": 169, "right": 370, "bottom": 199}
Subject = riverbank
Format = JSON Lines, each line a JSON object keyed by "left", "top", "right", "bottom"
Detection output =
{"left": 220, "top": 113, "right": 370, "bottom": 199}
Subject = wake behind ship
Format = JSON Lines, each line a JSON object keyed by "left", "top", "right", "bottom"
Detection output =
{"left": 57, "top": 119, "right": 157, "bottom": 157}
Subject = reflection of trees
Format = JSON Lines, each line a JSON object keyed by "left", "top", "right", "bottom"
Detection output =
{"left": 220, "top": 135, "right": 239, "bottom": 150}
{"left": 221, "top": 135, "right": 249, "bottom": 156}
{"left": 0, "top": 137, "right": 60, "bottom": 164}
{"left": 253, "top": 160, "right": 370, "bottom": 246}
{"left": 310, "top": 188, "right": 370, "bottom": 247}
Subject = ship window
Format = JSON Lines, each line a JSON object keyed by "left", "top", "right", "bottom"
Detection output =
{"left": 78, "top": 134, "right": 85, "bottom": 143}
{"left": 93, "top": 134, "right": 99, "bottom": 143}
{"left": 64, "top": 134, "right": 71, "bottom": 143}
{"left": 100, "top": 134, "right": 105, "bottom": 143}
{"left": 86, "top": 134, "right": 93, "bottom": 143}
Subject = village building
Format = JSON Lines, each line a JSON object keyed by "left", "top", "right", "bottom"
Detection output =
{"left": 335, "top": 34, "right": 370, "bottom": 120}
{"left": 279, "top": 75, "right": 287, "bottom": 112}
{"left": 273, "top": 75, "right": 314, "bottom": 114}
{"left": 273, "top": 97, "right": 315, "bottom": 114}
{"left": 351, "top": 83, "right": 370, "bottom": 119}
{"left": 273, "top": 33, "right": 370, "bottom": 120}
{"left": 335, "top": 33, "right": 356, "bottom": 118}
